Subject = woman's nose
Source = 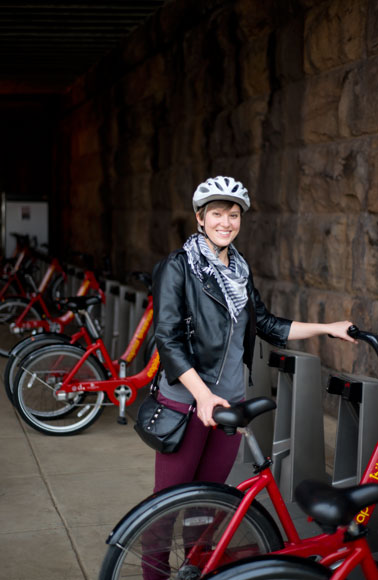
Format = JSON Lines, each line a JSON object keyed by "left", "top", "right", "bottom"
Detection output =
{"left": 220, "top": 215, "right": 230, "bottom": 226}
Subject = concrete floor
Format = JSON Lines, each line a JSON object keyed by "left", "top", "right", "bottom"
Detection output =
{"left": 0, "top": 359, "right": 155, "bottom": 580}
{"left": 0, "top": 349, "right": 375, "bottom": 580}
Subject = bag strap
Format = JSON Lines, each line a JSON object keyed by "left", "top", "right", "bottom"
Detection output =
{"left": 150, "top": 363, "right": 196, "bottom": 412}
{"left": 149, "top": 363, "right": 161, "bottom": 395}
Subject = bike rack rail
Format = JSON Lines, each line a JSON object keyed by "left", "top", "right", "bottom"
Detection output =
{"left": 269, "top": 348, "right": 327, "bottom": 502}
{"left": 327, "top": 373, "right": 378, "bottom": 487}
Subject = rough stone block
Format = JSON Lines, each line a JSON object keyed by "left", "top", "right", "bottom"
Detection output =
{"left": 230, "top": 97, "right": 269, "bottom": 155}
{"left": 302, "top": 70, "right": 345, "bottom": 142}
{"left": 298, "top": 142, "right": 369, "bottom": 213}
{"left": 304, "top": 0, "right": 366, "bottom": 74}
{"left": 239, "top": 34, "right": 271, "bottom": 98}
{"left": 338, "top": 59, "right": 378, "bottom": 137}
{"left": 367, "top": 0, "right": 378, "bottom": 56}
{"left": 295, "top": 214, "right": 350, "bottom": 291}
{"left": 234, "top": 0, "right": 274, "bottom": 40}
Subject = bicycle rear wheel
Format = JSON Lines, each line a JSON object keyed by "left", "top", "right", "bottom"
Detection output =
{"left": 0, "top": 297, "right": 42, "bottom": 350}
{"left": 13, "top": 343, "right": 107, "bottom": 435}
{"left": 0, "top": 297, "right": 41, "bottom": 324}
{"left": 201, "top": 555, "right": 331, "bottom": 580}
{"left": 99, "top": 483, "right": 284, "bottom": 580}
{"left": 4, "top": 332, "right": 72, "bottom": 404}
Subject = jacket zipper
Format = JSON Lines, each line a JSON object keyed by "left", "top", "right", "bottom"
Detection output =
{"left": 203, "top": 286, "right": 234, "bottom": 385}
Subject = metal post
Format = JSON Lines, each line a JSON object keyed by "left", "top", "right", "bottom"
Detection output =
{"left": 270, "top": 348, "right": 327, "bottom": 501}
{"left": 103, "top": 280, "right": 119, "bottom": 354}
{"left": 239, "top": 337, "right": 274, "bottom": 462}
{"left": 328, "top": 374, "right": 378, "bottom": 487}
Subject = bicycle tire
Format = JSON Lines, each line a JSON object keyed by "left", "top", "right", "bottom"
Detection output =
{"left": 48, "top": 273, "right": 68, "bottom": 303}
{"left": 99, "top": 482, "right": 284, "bottom": 580}
{"left": 0, "top": 297, "right": 41, "bottom": 324}
{"left": 4, "top": 332, "right": 73, "bottom": 404}
{"left": 13, "top": 343, "right": 107, "bottom": 435}
{"left": 202, "top": 555, "right": 331, "bottom": 580}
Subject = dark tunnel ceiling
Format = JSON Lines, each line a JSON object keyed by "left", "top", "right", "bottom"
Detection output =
{"left": 0, "top": 1, "right": 167, "bottom": 94}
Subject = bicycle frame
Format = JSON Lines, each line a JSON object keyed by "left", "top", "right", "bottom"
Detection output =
{"left": 11, "top": 269, "right": 102, "bottom": 333}
{"left": 320, "top": 535, "right": 378, "bottom": 580}
{"left": 200, "top": 442, "right": 378, "bottom": 575}
{"left": 121, "top": 294, "right": 153, "bottom": 364}
{"left": 0, "top": 248, "right": 30, "bottom": 298}
{"left": 54, "top": 340, "right": 160, "bottom": 406}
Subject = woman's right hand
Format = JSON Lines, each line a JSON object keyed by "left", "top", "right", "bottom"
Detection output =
{"left": 196, "top": 391, "right": 230, "bottom": 427}
{"left": 178, "top": 367, "right": 230, "bottom": 427}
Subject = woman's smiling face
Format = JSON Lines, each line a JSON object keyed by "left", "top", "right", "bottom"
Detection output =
{"left": 196, "top": 202, "right": 241, "bottom": 249}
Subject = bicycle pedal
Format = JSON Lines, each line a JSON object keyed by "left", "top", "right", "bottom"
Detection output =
{"left": 117, "top": 417, "right": 128, "bottom": 425}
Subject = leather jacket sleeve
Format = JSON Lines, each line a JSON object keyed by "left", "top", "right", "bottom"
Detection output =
{"left": 152, "top": 254, "right": 194, "bottom": 383}
{"left": 251, "top": 277, "right": 292, "bottom": 347}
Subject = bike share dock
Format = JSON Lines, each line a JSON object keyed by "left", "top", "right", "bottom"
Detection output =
{"left": 229, "top": 340, "right": 328, "bottom": 502}
{"left": 327, "top": 372, "right": 378, "bottom": 487}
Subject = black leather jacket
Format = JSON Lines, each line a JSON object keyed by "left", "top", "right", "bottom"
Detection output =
{"left": 152, "top": 249, "right": 292, "bottom": 386}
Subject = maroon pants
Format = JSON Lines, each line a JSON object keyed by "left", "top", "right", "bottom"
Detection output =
{"left": 154, "top": 393, "right": 241, "bottom": 493}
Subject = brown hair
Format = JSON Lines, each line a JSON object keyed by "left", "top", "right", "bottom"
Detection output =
{"left": 196, "top": 200, "right": 240, "bottom": 221}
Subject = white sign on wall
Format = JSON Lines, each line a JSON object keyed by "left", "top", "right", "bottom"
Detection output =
{"left": 1, "top": 194, "right": 49, "bottom": 257}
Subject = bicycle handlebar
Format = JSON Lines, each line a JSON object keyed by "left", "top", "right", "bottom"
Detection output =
{"left": 347, "top": 324, "right": 378, "bottom": 356}
{"left": 128, "top": 271, "right": 152, "bottom": 294}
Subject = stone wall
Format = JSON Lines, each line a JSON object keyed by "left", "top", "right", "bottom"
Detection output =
{"left": 55, "top": 0, "right": 378, "bottom": 382}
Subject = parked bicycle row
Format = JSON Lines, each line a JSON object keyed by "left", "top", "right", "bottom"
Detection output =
{"left": 0, "top": 242, "right": 160, "bottom": 434}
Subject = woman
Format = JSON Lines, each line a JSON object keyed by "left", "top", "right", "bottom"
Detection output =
{"left": 152, "top": 175, "right": 355, "bottom": 493}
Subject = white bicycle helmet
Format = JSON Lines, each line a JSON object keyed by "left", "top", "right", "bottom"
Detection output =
{"left": 192, "top": 176, "right": 250, "bottom": 213}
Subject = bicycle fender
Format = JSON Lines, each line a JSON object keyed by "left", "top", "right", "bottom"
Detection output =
{"left": 8, "top": 332, "right": 71, "bottom": 358}
{"left": 106, "top": 482, "right": 245, "bottom": 545}
{"left": 105, "top": 481, "right": 282, "bottom": 548}
{"left": 202, "top": 555, "right": 331, "bottom": 580}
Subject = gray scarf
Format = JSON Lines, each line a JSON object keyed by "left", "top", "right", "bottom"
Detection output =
{"left": 183, "top": 234, "right": 249, "bottom": 322}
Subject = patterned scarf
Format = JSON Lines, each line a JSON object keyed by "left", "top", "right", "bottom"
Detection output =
{"left": 183, "top": 234, "right": 249, "bottom": 322}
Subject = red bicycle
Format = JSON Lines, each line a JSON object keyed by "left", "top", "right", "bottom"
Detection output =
{"left": 0, "top": 265, "right": 99, "bottom": 337}
{"left": 97, "top": 325, "right": 378, "bottom": 580}
{"left": 12, "top": 291, "right": 159, "bottom": 434}
{"left": 0, "top": 245, "right": 35, "bottom": 299}
{"left": 203, "top": 479, "right": 378, "bottom": 580}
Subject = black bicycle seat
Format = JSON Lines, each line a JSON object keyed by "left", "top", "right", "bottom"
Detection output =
{"left": 213, "top": 397, "right": 276, "bottom": 432}
{"left": 57, "top": 295, "right": 102, "bottom": 312}
{"left": 295, "top": 480, "right": 378, "bottom": 529}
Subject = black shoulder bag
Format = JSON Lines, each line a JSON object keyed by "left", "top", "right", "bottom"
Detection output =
{"left": 134, "top": 369, "right": 196, "bottom": 454}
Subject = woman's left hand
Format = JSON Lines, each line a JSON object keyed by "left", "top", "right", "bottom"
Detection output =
{"left": 326, "top": 321, "right": 357, "bottom": 343}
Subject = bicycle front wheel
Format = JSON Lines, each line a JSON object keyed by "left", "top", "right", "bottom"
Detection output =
{"left": 202, "top": 555, "right": 331, "bottom": 580}
{"left": 13, "top": 343, "right": 107, "bottom": 435}
{"left": 99, "top": 483, "right": 284, "bottom": 580}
